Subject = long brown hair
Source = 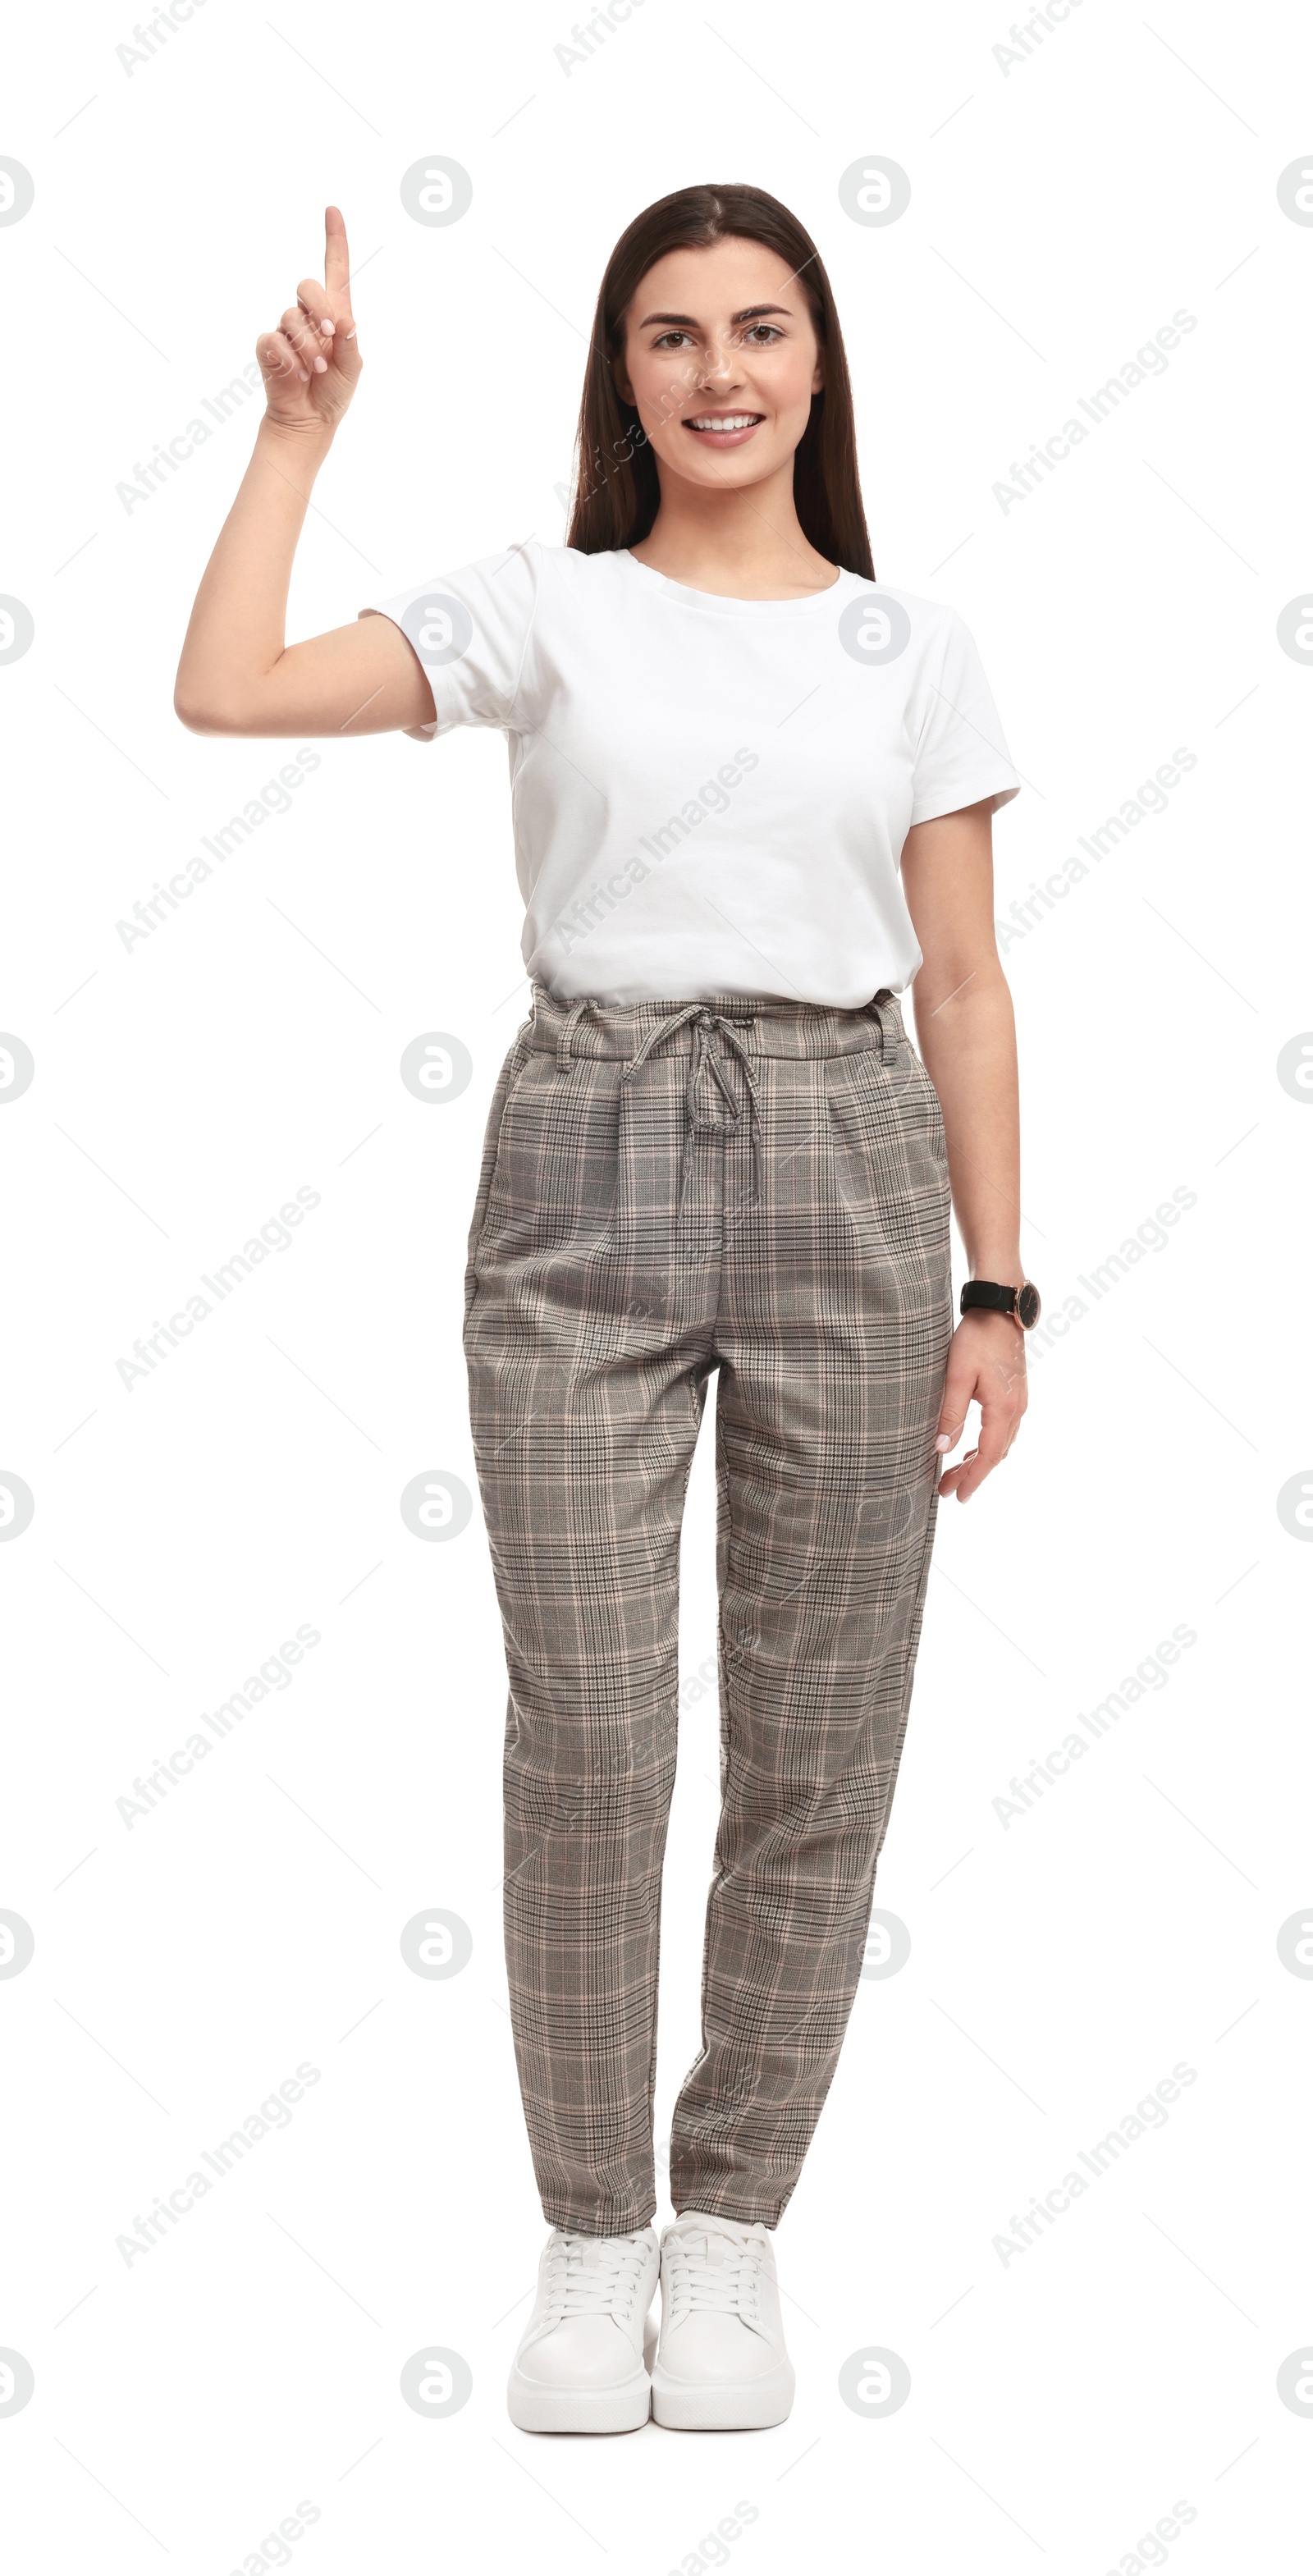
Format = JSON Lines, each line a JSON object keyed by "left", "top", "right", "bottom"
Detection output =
{"left": 565, "top": 182, "right": 875, "bottom": 579}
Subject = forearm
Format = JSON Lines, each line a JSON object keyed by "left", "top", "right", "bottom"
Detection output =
{"left": 174, "top": 417, "right": 334, "bottom": 728}
{"left": 911, "top": 962, "right": 1023, "bottom": 1280}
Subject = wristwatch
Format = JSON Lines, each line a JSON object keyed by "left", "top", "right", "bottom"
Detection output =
{"left": 959, "top": 1279, "right": 1042, "bottom": 1331}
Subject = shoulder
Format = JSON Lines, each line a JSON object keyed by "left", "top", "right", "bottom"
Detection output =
{"left": 530, "top": 542, "right": 631, "bottom": 588}
{"left": 396, "top": 542, "right": 629, "bottom": 670}
{"left": 853, "top": 578, "right": 966, "bottom": 645}
{"left": 461, "top": 539, "right": 632, "bottom": 610}
{"left": 829, "top": 575, "right": 977, "bottom": 688}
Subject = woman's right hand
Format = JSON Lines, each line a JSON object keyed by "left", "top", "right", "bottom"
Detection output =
{"left": 176, "top": 199, "right": 433, "bottom": 738}
{"left": 256, "top": 204, "right": 362, "bottom": 437}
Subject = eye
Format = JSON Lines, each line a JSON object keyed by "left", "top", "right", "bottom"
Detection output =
{"left": 652, "top": 330, "right": 693, "bottom": 350}
{"left": 743, "top": 323, "right": 784, "bottom": 344}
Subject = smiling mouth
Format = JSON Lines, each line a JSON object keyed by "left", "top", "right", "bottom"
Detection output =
{"left": 683, "top": 412, "right": 765, "bottom": 438}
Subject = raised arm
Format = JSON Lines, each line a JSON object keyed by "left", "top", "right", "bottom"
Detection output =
{"left": 172, "top": 206, "right": 435, "bottom": 741}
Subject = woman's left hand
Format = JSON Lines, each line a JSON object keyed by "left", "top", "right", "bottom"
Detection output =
{"left": 933, "top": 1312, "right": 1028, "bottom": 1502}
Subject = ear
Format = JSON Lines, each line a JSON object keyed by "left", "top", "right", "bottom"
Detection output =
{"left": 812, "top": 359, "right": 825, "bottom": 395}
{"left": 611, "top": 350, "right": 635, "bottom": 406}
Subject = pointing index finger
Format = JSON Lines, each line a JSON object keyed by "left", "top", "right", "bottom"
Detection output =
{"left": 324, "top": 203, "right": 351, "bottom": 300}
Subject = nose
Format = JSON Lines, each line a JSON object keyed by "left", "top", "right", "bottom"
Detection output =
{"left": 697, "top": 339, "right": 740, "bottom": 391}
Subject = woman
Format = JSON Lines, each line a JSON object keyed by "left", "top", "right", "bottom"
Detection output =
{"left": 176, "top": 182, "right": 1036, "bottom": 2437}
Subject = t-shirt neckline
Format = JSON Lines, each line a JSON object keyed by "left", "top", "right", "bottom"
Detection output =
{"left": 617, "top": 547, "right": 853, "bottom": 617}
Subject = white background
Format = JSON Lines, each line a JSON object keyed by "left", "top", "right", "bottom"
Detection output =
{"left": 2, "top": 0, "right": 1311, "bottom": 2567}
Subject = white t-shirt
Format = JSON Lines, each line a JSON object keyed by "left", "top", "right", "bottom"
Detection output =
{"left": 359, "top": 541, "right": 1019, "bottom": 1009}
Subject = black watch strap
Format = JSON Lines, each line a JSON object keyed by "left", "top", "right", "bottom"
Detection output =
{"left": 960, "top": 1279, "right": 1041, "bottom": 1329}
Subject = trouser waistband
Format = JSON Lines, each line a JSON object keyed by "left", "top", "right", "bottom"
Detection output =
{"left": 524, "top": 981, "right": 905, "bottom": 1064}
{"left": 524, "top": 982, "right": 906, "bottom": 1220}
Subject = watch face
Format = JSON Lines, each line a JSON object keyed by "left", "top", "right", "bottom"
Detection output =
{"left": 1017, "top": 1281, "right": 1041, "bottom": 1329}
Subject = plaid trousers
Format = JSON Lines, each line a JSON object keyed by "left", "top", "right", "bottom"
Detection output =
{"left": 462, "top": 979, "right": 952, "bottom": 2235}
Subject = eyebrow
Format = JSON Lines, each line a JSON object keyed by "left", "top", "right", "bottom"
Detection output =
{"left": 635, "top": 303, "right": 795, "bottom": 329}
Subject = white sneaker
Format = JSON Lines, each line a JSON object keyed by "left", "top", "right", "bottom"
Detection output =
{"left": 506, "top": 2225, "right": 661, "bottom": 2432}
{"left": 651, "top": 2210, "right": 796, "bottom": 2429}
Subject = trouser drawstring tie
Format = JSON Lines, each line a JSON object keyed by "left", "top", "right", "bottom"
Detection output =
{"left": 619, "top": 1005, "right": 764, "bottom": 1217}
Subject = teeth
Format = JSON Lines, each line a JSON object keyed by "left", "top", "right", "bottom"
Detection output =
{"left": 689, "top": 414, "right": 761, "bottom": 430}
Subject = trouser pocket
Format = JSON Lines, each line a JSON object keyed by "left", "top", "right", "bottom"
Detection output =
{"left": 462, "top": 1026, "right": 532, "bottom": 1325}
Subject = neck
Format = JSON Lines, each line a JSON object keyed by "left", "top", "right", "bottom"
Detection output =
{"left": 629, "top": 460, "right": 836, "bottom": 598}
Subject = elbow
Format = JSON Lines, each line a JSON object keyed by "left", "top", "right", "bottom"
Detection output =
{"left": 173, "top": 688, "right": 214, "bottom": 735}
{"left": 173, "top": 685, "right": 249, "bottom": 737}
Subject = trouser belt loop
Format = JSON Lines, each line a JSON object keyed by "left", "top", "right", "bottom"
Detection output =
{"left": 867, "top": 990, "right": 891, "bottom": 1065}
{"left": 555, "top": 996, "right": 593, "bottom": 1074}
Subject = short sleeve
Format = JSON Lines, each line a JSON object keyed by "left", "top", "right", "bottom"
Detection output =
{"left": 909, "top": 607, "right": 1020, "bottom": 826}
{"left": 357, "top": 542, "right": 541, "bottom": 741}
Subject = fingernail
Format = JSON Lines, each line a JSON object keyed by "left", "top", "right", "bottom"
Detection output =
{"left": 319, "top": 317, "right": 335, "bottom": 332}
{"left": 934, "top": 1434, "right": 950, "bottom": 1452}
{"left": 298, "top": 366, "right": 309, "bottom": 380}
{"left": 313, "top": 355, "right": 327, "bottom": 372}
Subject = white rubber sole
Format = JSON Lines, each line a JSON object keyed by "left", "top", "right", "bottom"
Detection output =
{"left": 650, "top": 2355, "right": 796, "bottom": 2431}
{"left": 506, "top": 2363, "right": 652, "bottom": 2434}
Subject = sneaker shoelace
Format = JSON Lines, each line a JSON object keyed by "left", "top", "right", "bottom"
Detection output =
{"left": 662, "top": 2217, "right": 770, "bottom": 2327}
{"left": 539, "top": 2229, "right": 652, "bottom": 2327}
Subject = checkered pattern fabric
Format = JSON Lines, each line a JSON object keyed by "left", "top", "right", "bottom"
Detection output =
{"left": 462, "top": 979, "right": 952, "bottom": 2234}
